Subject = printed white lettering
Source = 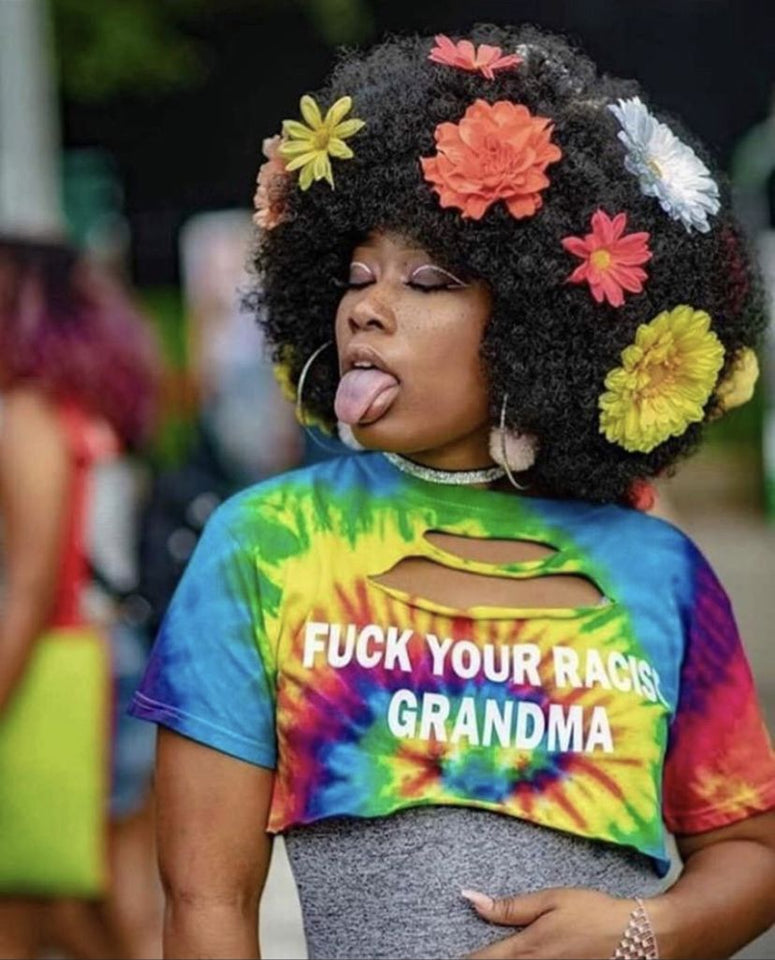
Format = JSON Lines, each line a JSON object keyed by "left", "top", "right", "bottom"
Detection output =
{"left": 426, "top": 633, "right": 453, "bottom": 675}
{"left": 450, "top": 696, "right": 480, "bottom": 745}
{"left": 387, "top": 689, "right": 417, "bottom": 738}
{"left": 553, "top": 647, "right": 581, "bottom": 688}
{"left": 547, "top": 703, "right": 583, "bottom": 752}
{"left": 451, "top": 640, "right": 480, "bottom": 680}
{"left": 303, "top": 621, "right": 329, "bottom": 668}
{"left": 418, "top": 693, "right": 449, "bottom": 741}
{"left": 385, "top": 627, "right": 413, "bottom": 672}
{"left": 356, "top": 624, "right": 383, "bottom": 669}
{"left": 515, "top": 701, "right": 545, "bottom": 748}
{"left": 586, "top": 705, "right": 614, "bottom": 753}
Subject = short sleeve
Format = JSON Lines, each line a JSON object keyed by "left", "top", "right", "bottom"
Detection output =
{"left": 129, "top": 499, "right": 278, "bottom": 769}
{"left": 663, "top": 551, "right": 775, "bottom": 835}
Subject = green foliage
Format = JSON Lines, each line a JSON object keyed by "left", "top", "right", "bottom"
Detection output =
{"left": 50, "top": 0, "right": 376, "bottom": 103}
{"left": 301, "top": 0, "right": 375, "bottom": 45}
{"left": 50, "top": 0, "right": 209, "bottom": 102}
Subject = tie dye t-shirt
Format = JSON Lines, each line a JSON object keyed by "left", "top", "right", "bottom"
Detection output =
{"left": 131, "top": 453, "right": 775, "bottom": 874}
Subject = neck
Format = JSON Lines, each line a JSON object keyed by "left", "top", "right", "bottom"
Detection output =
{"left": 406, "top": 427, "right": 494, "bottom": 473}
{"left": 386, "top": 426, "right": 504, "bottom": 490}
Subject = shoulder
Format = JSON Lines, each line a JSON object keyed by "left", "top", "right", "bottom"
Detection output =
{"left": 542, "top": 497, "right": 705, "bottom": 591}
{"left": 1, "top": 387, "right": 62, "bottom": 435}
{"left": 209, "top": 453, "right": 382, "bottom": 547}
{"left": 0, "top": 388, "right": 68, "bottom": 466}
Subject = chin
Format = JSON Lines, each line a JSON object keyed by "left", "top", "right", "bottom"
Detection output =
{"left": 348, "top": 420, "right": 408, "bottom": 453}
{"left": 349, "top": 415, "right": 463, "bottom": 457}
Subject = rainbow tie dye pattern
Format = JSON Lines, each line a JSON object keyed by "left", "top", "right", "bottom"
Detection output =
{"left": 131, "top": 453, "right": 775, "bottom": 874}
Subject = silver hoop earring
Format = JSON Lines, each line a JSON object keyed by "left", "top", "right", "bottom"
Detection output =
{"left": 295, "top": 340, "right": 343, "bottom": 454}
{"left": 488, "top": 393, "right": 537, "bottom": 491}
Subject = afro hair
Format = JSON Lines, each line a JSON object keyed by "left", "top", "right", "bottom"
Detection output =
{"left": 249, "top": 23, "right": 765, "bottom": 503}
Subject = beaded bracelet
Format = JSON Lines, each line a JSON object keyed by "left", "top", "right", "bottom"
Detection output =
{"left": 610, "top": 897, "right": 659, "bottom": 959}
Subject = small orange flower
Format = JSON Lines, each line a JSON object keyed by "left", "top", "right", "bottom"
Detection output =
{"left": 561, "top": 209, "right": 652, "bottom": 307}
{"left": 420, "top": 99, "right": 562, "bottom": 221}
{"left": 253, "top": 135, "right": 290, "bottom": 230}
{"left": 428, "top": 34, "right": 522, "bottom": 80}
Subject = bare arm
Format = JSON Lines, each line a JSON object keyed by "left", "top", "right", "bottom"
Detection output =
{"left": 156, "top": 727, "right": 275, "bottom": 960}
{"left": 0, "top": 389, "right": 70, "bottom": 713}
{"left": 649, "top": 810, "right": 775, "bottom": 958}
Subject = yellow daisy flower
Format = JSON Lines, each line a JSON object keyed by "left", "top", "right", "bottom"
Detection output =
{"left": 599, "top": 304, "right": 725, "bottom": 453}
{"left": 278, "top": 94, "right": 365, "bottom": 190}
{"left": 715, "top": 347, "right": 759, "bottom": 413}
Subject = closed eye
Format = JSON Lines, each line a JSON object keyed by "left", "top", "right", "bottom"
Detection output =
{"left": 348, "top": 260, "right": 375, "bottom": 288}
{"left": 408, "top": 264, "right": 469, "bottom": 291}
{"left": 407, "top": 278, "right": 467, "bottom": 292}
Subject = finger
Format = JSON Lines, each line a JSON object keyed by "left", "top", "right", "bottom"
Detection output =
{"left": 461, "top": 888, "right": 556, "bottom": 927}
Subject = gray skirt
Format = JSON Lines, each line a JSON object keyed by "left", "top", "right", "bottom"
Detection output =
{"left": 284, "top": 805, "right": 665, "bottom": 960}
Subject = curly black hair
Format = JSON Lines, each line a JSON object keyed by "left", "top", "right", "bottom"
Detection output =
{"left": 249, "top": 23, "right": 765, "bottom": 503}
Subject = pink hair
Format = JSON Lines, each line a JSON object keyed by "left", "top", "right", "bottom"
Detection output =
{"left": 0, "top": 239, "right": 159, "bottom": 448}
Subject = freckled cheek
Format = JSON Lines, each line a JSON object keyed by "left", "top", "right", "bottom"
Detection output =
{"left": 402, "top": 310, "right": 488, "bottom": 404}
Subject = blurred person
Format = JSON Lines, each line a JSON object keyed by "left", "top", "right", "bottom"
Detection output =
{"left": 181, "top": 209, "right": 303, "bottom": 483}
{"left": 132, "top": 25, "right": 775, "bottom": 960}
{"left": 121, "top": 212, "right": 307, "bottom": 645}
{"left": 0, "top": 236, "right": 161, "bottom": 959}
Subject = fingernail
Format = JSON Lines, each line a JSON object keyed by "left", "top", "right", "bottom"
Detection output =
{"left": 461, "top": 888, "right": 493, "bottom": 910}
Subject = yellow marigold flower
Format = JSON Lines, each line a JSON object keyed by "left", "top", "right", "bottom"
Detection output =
{"left": 599, "top": 304, "right": 725, "bottom": 453}
{"left": 278, "top": 95, "right": 365, "bottom": 190}
{"left": 272, "top": 351, "right": 330, "bottom": 431}
{"left": 272, "top": 355, "right": 297, "bottom": 404}
{"left": 715, "top": 347, "right": 759, "bottom": 412}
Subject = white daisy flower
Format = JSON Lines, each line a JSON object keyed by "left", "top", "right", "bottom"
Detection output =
{"left": 608, "top": 97, "right": 720, "bottom": 233}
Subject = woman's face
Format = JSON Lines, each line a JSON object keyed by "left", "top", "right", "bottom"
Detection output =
{"left": 334, "top": 232, "right": 493, "bottom": 467}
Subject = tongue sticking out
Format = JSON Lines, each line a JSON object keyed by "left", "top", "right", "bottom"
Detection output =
{"left": 335, "top": 368, "right": 400, "bottom": 425}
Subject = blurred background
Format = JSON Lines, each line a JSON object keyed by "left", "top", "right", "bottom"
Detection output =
{"left": 0, "top": 0, "right": 773, "bottom": 957}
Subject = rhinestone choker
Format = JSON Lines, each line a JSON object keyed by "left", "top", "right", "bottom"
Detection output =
{"left": 384, "top": 452, "right": 506, "bottom": 486}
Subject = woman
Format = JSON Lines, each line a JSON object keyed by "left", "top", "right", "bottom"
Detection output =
{"left": 132, "top": 25, "right": 775, "bottom": 959}
{"left": 0, "top": 237, "right": 159, "bottom": 958}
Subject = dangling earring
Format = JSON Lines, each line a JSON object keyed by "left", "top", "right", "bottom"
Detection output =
{"left": 295, "top": 341, "right": 341, "bottom": 454}
{"left": 489, "top": 394, "right": 537, "bottom": 490}
{"left": 295, "top": 341, "right": 363, "bottom": 454}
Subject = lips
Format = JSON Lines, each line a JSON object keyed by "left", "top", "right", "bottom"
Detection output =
{"left": 335, "top": 345, "right": 401, "bottom": 426}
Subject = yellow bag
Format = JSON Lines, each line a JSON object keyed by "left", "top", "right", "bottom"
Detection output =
{"left": 0, "top": 626, "right": 109, "bottom": 896}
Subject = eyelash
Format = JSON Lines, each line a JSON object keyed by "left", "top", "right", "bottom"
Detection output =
{"left": 339, "top": 279, "right": 464, "bottom": 293}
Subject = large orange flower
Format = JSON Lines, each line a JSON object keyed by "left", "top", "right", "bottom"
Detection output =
{"left": 420, "top": 99, "right": 562, "bottom": 220}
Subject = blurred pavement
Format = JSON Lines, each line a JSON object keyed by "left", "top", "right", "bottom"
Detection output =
{"left": 259, "top": 449, "right": 775, "bottom": 960}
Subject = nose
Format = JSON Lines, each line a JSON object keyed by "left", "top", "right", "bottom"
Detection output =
{"left": 347, "top": 285, "right": 397, "bottom": 335}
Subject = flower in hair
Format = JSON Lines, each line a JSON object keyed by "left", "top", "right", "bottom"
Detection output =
{"left": 599, "top": 304, "right": 724, "bottom": 453}
{"left": 278, "top": 95, "right": 365, "bottom": 190}
{"left": 715, "top": 347, "right": 759, "bottom": 413}
{"left": 420, "top": 99, "right": 562, "bottom": 220}
{"left": 253, "top": 135, "right": 290, "bottom": 230}
{"left": 608, "top": 97, "right": 720, "bottom": 233}
{"left": 428, "top": 34, "right": 522, "bottom": 79}
{"left": 561, "top": 209, "right": 652, "bottom": 307}
{"left": 272, "top": 347, "right": 330, "bottom": 429}
{"left": 272, "top": 352, "right": 297, "bottom": 404}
